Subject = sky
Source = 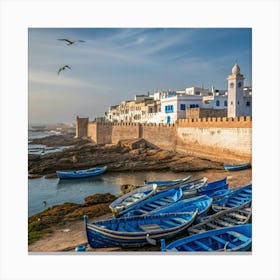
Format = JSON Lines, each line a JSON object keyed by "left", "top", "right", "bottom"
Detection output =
{"left": 28, "top": 28, "right": 252, "bottom": 124}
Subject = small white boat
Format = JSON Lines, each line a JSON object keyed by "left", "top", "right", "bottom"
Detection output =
{"left": 109, "top": 184, "right": 157, "bottom": 215}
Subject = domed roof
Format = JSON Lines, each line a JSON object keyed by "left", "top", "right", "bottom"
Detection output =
{"left": 232, "top": 63, "right": 240, "bottom": 75}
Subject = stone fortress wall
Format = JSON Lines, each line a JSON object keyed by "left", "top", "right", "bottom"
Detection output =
{"left": 76, "top": 116, "right": 252, "bottom": 160}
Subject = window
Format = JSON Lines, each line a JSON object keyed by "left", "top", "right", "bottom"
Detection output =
{"left": 190, "top": 104, "right": 195, "bottom": 108}
{"left": 195, "top": 104, "right": 199, "bottom": 108}
{"left": 180, "top": 104, "right": 186, "bottom": 110}
{"left": 165, "top": 105, "right": 174, "bottom": 113}
{"left": 246, "top": 101, "right": 251, "bottom": 107}
{"left": 224, "top": 100, "right": 228, "bottom": 107}
{"left": 216, "top": 100, "right": 220, "bottom": 107}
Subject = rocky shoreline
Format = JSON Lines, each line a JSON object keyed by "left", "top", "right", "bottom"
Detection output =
{"left": 28, "top": 136, "right": 224, "bottom": 178}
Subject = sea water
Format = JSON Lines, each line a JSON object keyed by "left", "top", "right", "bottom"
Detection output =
{"left": 28, "top": 130, "right": 73, "bottom": 155}
{"left": 28, "top": 171, "right": 190, "bottom": 217}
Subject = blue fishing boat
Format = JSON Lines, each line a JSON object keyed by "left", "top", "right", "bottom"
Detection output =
{"left": 144, "top": 175, "right": 191, "bottom": 186}
{"left": 119, "top": 187, "right": 183, "bottom": 217}
{"left": 158, "top": 177, "right": 208, "bottom": 198}
{"left": 207, "top": 188, "right": 231, "bottom": 201}
{"left": 212, "top": 184, "right": 252, "bottom": 212}
{"left": 151, "top": 195, "right": 212, "bottom": 218}
{"left": 224, "top": 163, "right": 251, "bottom": 171}
{"left": 161, "top": 224, "right": 252, "bottom": 252}
{"left": 109, "top": 184, "right": 157, "bottom": 215}
{"left": 199, "top": 177, "right": 228, "bottom": 195}
{"left": 56, "top": 166, "right": 107, "bottom": 179}
{"left": 84, "top": 211, "right": 198, "bottom": 248}
{"left": 188, "top": 201, "right": 252, "bottom": 235}
{"left": 180, "top": 177, "right": 208, "bottom": 197}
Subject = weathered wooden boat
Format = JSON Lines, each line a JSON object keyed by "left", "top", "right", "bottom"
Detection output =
{"left": 161, "top": 224, "right": 252, "bottom": 252}
{"left": 199, "top": 177, "right": 228, "bottom": 195}
{"left": 144, "top": 175, "right": 191, "bottom": 186}
{"left": 109, "top": 184, "right": 157, "bottom": 215}
{"left": 212, "top": 184, "right": 252, "bottom": 212}
{"left": 151, "top": 195, "right": 212, "bottom": 218}
{"left": 207, "top": 188, "right": 231, "bottom": 201}
{"left": 188, "top": 201, "right": 252, "bottom": 235}
{"left": 158, "top": 177, "right": 208, "bottom": 198}
{"left": 56, "top": 166, "right": 107, "bottom": 179}
{"left": 84, "top": 211, "right": 198, "bottom": 248}
{"left": 224, "top": 163, "right": 251, "bottom": 171}
{"left": 119, "top": 187, "right": 183, "bottom": 217}
{"left": 180, "top": 177, "right": 208, "bottom": 197}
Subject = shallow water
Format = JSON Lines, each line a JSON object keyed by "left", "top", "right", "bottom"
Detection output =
{"left": 28, "top": 171, "right": 192, "bottom": 217}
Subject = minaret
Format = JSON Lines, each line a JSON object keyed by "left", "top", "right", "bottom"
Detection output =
{"left": 227, "top": 63, "right": 245, "bottom": 117}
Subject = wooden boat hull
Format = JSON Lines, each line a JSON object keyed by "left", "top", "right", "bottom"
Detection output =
{"left": 208, "top": 188, "right": 231, "bottom": 201}
{"left": 119, "top": 187, "right": 183, "bottom": 217}
{"left": 162, "top": 224, "right": 252, "bottom": 252}
{"left": 212, "top": 184, "right": 252, "bottom": 212}
{"left": 109, "top": 184, "right": 157, "bottom": 214}
{"left": 56, "top": 166, "right": 107, "bottom": 179}
{"left": 199, "top": 177, "right": 228, "bottom": 195}
{"left": 224, "top": 163, "right": 251, "bottom": 171}
{"left": 85, "top": 211, "right": 198, "bottom": 248}
{"left": 188, "top": 201, "right": 252, "bottom": 235}
{"left": 180, "top": 177, "right": 208, "bottom": 197}
{"left": 151, "top": 195, "right": 212, "bottom": 218}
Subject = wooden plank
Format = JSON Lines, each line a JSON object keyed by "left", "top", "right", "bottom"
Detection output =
{"left": 193, "top": 240, "right": 212, "bottom": 251}
{"left": 162, "top": 220, "right": 178, "bottom": 228}
{"left": 171, "top": 217, "right": 186, "bottom": 225}
{"left": 205, "top": 223, "right": 221, "bottom": 229}
{"left": 181, "top": 244, "right": 195, "bottom": 251}
{"left": 139, "top": 224, "right": 162, "bottom": 232}
{"left": 222, "top": 216, "right": 240, "bottom": 224}
{"left": 188, "top": 228, "right": 204, "bottom": 234}
{"left": 227, "top": 213, "right": 247, "bottom": 220}
{"left": 215, "top": 219, "right": 233, "bottom": 227}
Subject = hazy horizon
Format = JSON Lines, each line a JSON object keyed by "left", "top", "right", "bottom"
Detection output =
{"left": 28, "top": 28, "right": 252, "bottom": 124}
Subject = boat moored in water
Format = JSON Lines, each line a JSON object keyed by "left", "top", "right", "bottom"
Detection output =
{"left": 56, "top": 166, "right": 107, "bottom": 179}
{"left": 224, "top": 163, "right": 251, "bottom": 171}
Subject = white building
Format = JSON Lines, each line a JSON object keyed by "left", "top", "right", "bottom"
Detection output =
{"left": 177, "top": 87, "right": 210, "bottom": 96}
{"left": 227, "top": 63, "right": 252, "bottom": 117}
{"left": 202, "top": 92, "right": 228, "bottom": 110}
{"left": 104, "top": 63, "right": 252, "bottom": 123}
{"left": 160, "top": 94, "right": 203, "bottom": 124}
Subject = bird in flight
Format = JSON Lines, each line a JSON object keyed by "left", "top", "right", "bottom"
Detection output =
{"left": 57, "top": 38, "right": 85, "bottom": 45}
{"left": 58, "top": 65, "right": 71, "bottom": 75}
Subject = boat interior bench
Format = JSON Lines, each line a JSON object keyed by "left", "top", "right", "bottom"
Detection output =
{"left": 139, "top": 224, "right": 163, "bottom": 232}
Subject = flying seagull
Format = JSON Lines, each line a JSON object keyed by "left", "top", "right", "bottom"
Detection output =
{"left": 57, "top": 38, "right": 85, "bottom": 45}
{"left": 58, "top": 65, "right": 71, "bottom": 75}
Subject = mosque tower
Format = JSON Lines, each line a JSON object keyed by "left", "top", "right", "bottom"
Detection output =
{"left": 227, "top": 63, "right": 245, "bottom": 117}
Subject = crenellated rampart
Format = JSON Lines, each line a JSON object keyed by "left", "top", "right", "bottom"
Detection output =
{"left": 177, "top": 116, "right": 252, "bottom": 128}
{"left": 76, "top": 117, "right": 252, "bottom": 160}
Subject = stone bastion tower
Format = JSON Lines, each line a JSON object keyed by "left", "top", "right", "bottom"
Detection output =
{"left": 227, "top": 63, "right": 245, "bottom": 117}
